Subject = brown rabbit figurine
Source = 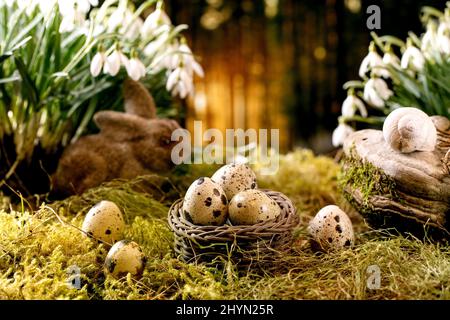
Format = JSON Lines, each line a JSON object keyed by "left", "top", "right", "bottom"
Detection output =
{"left": 52, "top": 79, "right": 180, "bottom": 196}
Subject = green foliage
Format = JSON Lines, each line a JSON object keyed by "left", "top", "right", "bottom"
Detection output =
{"left": 0, "top": 1, "right": 190, "bottom": 195}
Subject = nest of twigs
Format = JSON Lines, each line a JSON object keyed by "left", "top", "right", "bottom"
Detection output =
{"left": 168, "top": 190, "right": 300, "bottom": 271}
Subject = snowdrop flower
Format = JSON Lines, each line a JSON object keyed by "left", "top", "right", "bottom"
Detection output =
{"left": 57, "top": 0, "right": 97, "bottom": 18}
{"left": 59, "top": 9, "right": 87, "bottom": 33}
{"left": 141, "top": 3, "right": 171, "bottom": 37}
{"left": 90, "top": 49, "right": 106, "bottom": 77}
{"left": 359, "top": 42, "right": 387, "bottom": 78}
{"left": 401, "top": 39, "right": 425, "bottom": 72}
{"left": 178, "top": 42, "right": 205, "bottom": 78}
{"left": 437, "top": 20, "right": 450, "bottom": 55}
{"left": 122, "top": 15, "right": 144, "bottom": 40}
{"left": 104, "top": 47, "right": 129, "bottom": 77}
{"left": 166, "top": 67, "right": 193, "bottom": 99}
{"left": 363, "top": 77, "right": 393, "bottom": 109}
{"left": 57, "top": 0, "right": 97, "bottom": 33}
{"left": 126, "top": 53, "right": 147, "bottom": 81}
{"left": 381, "top": 46, "right": 400, "bottom": 78}
{"left": 107, "top": 7, "right": 126, "bottom": 32}
{"left": 75, "top": 0, "right": 98, "bottom": 14}
{"left": 332, "top": 124, "right": 355, "bottom": 148}
{"left": 382, "top": 51, "right": 400, "bottom": 68}
{"left": 164, "top": 40, "right": 204, "bottom": 98}
{"left": 421, "top": 21, "right": 438, "bottom": 54}
{"left": 143, "top": 31, "right": 171, "bottom": 57}
{"left": 341, "top": 92, "right": 368, "bottom": 117}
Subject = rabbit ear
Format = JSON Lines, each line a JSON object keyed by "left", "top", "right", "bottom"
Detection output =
{"left": 123, "top": 78, "right": 157, "bottom": 119}
{"left": 94, "top": 110, "right": 148, "bottom": 141}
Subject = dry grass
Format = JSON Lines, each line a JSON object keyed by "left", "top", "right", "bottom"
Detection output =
{"left": 0, "top": 150, "right": 449, "bottom": 300}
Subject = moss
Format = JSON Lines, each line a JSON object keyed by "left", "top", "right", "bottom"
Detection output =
{"left": 0, "top": 150, "right": 449, "bottom": 300}
{"left": 338, "top": 153, "right": 399, "bottom": 210}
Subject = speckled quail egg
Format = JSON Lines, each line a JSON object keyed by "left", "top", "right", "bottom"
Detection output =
{"left": 211, "top": 163, "right": 258, "bottom": 199}
{"left": 81, "top": 200, "right": 125, "bottom": 245}
{"left": 229, "top": 189, "right": 281, "bottom": 225}
{"left": 308, "top": 205, "right": 354, "bottom": 252}
{"left": 105, "top": 240, "right": 146, "bottom": 279}
{"left": 182, "top": 177, "right": 228, "bottom": 226}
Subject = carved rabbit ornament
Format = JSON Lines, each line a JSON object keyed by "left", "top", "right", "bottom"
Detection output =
{"left": 52, "top": 79, "right": 180, "bottom": 196}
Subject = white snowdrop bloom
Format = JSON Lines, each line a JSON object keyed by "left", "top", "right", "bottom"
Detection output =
{"left": 107, "top": 7, "right": 126, "bottom": 32}
{"left": 438, "top": 34, "right": 450, "bottom": 54}
{"left": 364, "top": 77, "right": 393, "bottom": 109}
{"left": 122, "top": 14, "right": 144, "bottom": 40}
{"left": 437, "top": 18, "right": 450, "bottom": 38}
{"left": 332, "top": 124, "right": 355, "bottom": 148}
{"left": 126, "top": 57, "right": 147, "bottom": 81}
{"left": 59, "top": 17, "right": 74, "bottom": 33}
{"left": 150, "top": 41, "right": 181, "bottom": 72}
{"left": 382, "top": 51, "right": 400, "bottom": 68}
{"left": 76, "top": 0, "right": 98, "bottom": 13}
{"left": 141, "top": 7, "right": 171, "bottom": 37}
{"left": 178, "top": 43, "right": 205, "bottom": 78}
{"left": 359, "top": 42, "right": 386, "bottom": 78}
{"left": 401, "top": 41, "right": 425, "bottom": 72}
{"left": 421, "top": 21, "right": 438, "bottom": 54}
{"left": 90, "top": 51, "right": 106, "bottom": 77}
{"left": 166, "top": 67, "right": 193, "bottom": 99}
{"left": 381, "top": 50, "right": 400, "bottom": 78}
{"left": 57, "top": 0, "right": 97, "bottom": 16}
{"left": 104, "top": 49, "right": 128, "bottom": 76}
{"left": 171, "top": 81, "right": 188, "bottom": 99}
{"left": 437, "top": 21, "right": 450, "bottom": 55}
{"left": 341, "top": 94, "right": 368, "bottom": 118}
{"left": 58, "top": 2, "right": 89, "bottom": 33}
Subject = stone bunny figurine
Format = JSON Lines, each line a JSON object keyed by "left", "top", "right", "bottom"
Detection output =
{"left": 52, "top": 79, "right": 180, "bottom": 196}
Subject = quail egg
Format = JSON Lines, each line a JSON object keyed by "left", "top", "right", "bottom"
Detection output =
{"left": 105, "top": 240, "right": 146, "bottom": 279}
{"left": 308, "top": 205, "right": 354, "bottom": 252}
{"left": 229, "top": 189, "right": 281, "bottom": 225}
{"left": 182, "top": 177, "right": 228, "bottom": 226}
{"left": 81, "top": 200, "right": 125, "bottom": 245}
{"left": 211, "top": 163, "right": 258, "bottom": 199}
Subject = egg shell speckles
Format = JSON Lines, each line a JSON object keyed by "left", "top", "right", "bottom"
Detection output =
{"left": 211, "top": 163, "right": 258, "bottom": 200}
{"left": 105, "top": 240, "right": 147, "bottom": 279}
{"left": 308, "top": 205, "right": 354, "bottom": 252}
{"left": 229, "top": 189, "right": 281, "bottom": 225}
{"left": 81, "top": 200, "right": 125, "bottom": 245}
{"left": 182, "top": 177, "right": 228, "bottom": 226}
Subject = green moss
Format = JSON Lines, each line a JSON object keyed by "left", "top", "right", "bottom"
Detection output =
{"left": 338, "top": 153, "right": 399, "bottom": 210}
{"left": 0, "top": 150, "right": 449, "bottom": 300}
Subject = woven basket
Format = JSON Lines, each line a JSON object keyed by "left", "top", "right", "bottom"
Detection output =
{"left": 168, "top": 189, "right": 299, "bottom": 270}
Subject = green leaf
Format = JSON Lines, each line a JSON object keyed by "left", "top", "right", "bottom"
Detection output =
{"left": 13, "top": 55, "right": 39, "bottom": 106}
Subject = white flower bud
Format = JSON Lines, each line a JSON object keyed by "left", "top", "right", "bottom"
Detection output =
{"left": 341, "top": 94, "right": 368, "bottom": 117}
{"left": 332, "top": 124, "right": 355, "bottom": 147}
{"left": 90, "top": 51, "right": 105, "bottom": 77}
{"left": 364, "top": 78, "right": 393, "bottom": 109}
